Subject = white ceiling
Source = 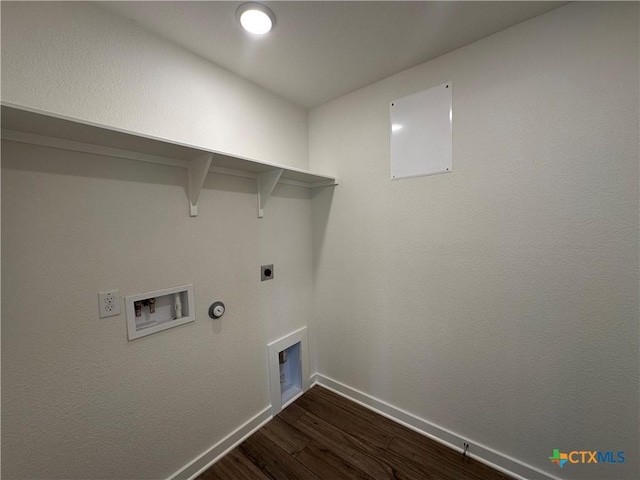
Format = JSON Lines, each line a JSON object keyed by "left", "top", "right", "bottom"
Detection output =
{"left": 98, "top": 1, "right": 566, "bottom": 108}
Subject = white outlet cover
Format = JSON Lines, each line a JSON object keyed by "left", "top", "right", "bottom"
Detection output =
{"left": 99, "top": 290, "right": 121, "bottom": 318}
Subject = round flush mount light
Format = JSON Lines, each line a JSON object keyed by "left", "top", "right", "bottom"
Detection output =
{"left": 236, "top": 2, "right": 276, "bottom": 35}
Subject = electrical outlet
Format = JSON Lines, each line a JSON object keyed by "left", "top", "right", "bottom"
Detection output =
{"left": 261, "top": 264, "right": 274, "bottom": 281}
{"left": 99, "top": 290, "right": 121, "bottom": 318}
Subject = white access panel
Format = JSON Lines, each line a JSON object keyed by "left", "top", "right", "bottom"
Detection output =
{"left": 390, "top": 82, "right": 452, "bottom": 180}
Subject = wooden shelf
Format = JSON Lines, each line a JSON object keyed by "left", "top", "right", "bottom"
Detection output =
{"left": 1, "top": 104, "right": 338, "bottom": 217}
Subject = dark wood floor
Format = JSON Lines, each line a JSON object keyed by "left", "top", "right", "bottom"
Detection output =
{"left": 198, "top": 386, "right": 512, "bottom": 480}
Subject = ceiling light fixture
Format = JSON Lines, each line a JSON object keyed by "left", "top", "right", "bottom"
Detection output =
{"left": 236, "top": 2, "right": 276, "bottom": 35}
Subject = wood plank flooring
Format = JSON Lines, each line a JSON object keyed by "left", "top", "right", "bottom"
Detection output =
{"left": 198, "top": 386, "right": 513, "bottom": 480}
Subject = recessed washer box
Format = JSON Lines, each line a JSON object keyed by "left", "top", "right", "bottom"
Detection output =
{"left": 125, "top": 284, "right": 194, "bottom": 340}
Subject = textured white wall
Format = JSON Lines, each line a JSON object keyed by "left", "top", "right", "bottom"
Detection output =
{"left": 0, "top": 3, "right": 315, "bottom": 478}
{"left": 310, "top": 3, "right": 639, "bottom": 479}
{"left": 1, "top": 141, "right": 313, "bottom": 479}
{"left": 1, "top": 1, "right": 308, "bottom": 169}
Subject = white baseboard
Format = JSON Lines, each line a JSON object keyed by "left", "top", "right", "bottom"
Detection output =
{"left": 315, "top": 373, "right": 561, "bottom": 480}
{"left": 169, "top": 406, "right": 272, "bottom": 480}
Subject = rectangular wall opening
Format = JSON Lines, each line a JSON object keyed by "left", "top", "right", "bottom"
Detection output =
{"left": 279, "top": 342, "right": 302, "bottom": 404}
{"left": 268, "top": 327, "right": 309, "bottom": 415}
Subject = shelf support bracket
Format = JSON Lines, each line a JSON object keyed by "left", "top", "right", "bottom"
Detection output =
{"left": 257, "top": 169, "right": 283, "bottom": 218}
{"left": 188, "top": 153, "right": 213, "bottom": 216}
